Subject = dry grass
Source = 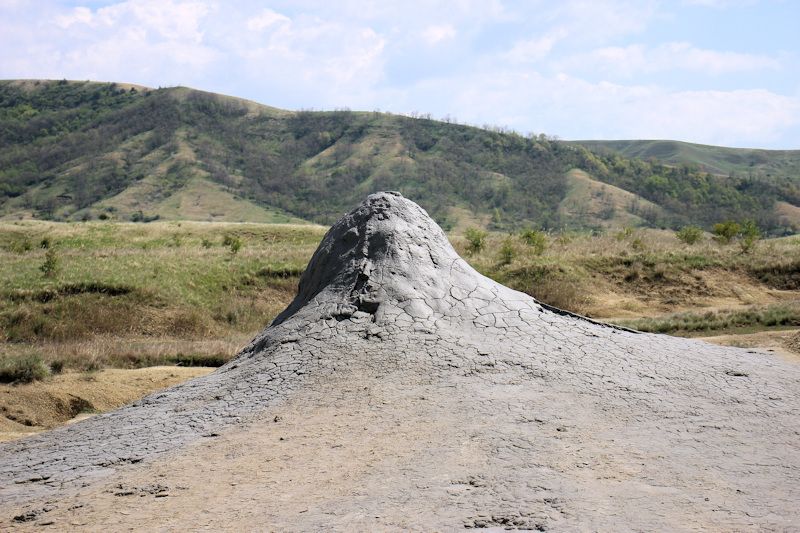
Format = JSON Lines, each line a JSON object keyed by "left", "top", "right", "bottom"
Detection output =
{"left": 453, "top": 228, "right": 800, "bottom": 320}
{"left": 1, "top": 221, "right": 798, "bottom": 372}
{"left": 0, "top": 220, "right": 324, "bottom": 370}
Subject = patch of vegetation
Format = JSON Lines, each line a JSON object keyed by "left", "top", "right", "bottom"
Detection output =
{"left": 498, "top": 237, "right": 517, "bottom": 265}
{"left": 0, "top": 354, "right": 50, "bottom": 383}
{"left": 615, "top": 304, "right": 800, "bottom": 335}
{"left": 519, "top": 229, "right": 547, "bottom": 255}
{"left": 676, "top": 225, "right": 703, "bottom": 245}
{"left": 0, "top": 220, "right": 797, "bottom": 372}
{"left": 39, "top": 248, "right": 59, "bottom": 277}
{"left": 465, "top": 227, "right": 487, "bottom": 255}
{"left": 713, "top": 221, "right": 741, "bottom": 244}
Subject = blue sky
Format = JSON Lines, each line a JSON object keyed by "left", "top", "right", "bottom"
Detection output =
{"left": 1, "top": 0, "right": 798, "bottom": 148}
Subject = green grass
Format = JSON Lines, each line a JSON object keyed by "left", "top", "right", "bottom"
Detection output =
{"left": 1, "top": 221, "right": 798, "bottom": 371}
{"left": 0, "top": 220, "right": 325, "bottom": 368}
{"left": 0, "top": 353, "right": 50, "bottom": 384}
{"left": 614, "top": 304, "right": 800, "bottom": 336}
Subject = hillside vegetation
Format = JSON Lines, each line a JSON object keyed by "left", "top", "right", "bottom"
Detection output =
{"left": 573, "top": 139, "right": 800, "bottom": 178}
{"left": 2, "top": 80, "right": 799, "bottom": 233}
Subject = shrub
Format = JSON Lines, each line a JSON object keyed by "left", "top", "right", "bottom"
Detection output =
{"left": 519, "top": 229, "right": 547, "bottom": 255}
{"left": 40, "top": 248, "right": 59, "bottom": 277}
{"left": 713, "top": 220, "right": 741, "bottom": 244}
{"left": 498, "top": 237, "right": 517, "bottom": 265}
{"left": 676, "top": 225, "right": 703, "bottom": 245}
{"left": 739, "top": 220, "right": 761, "bottom": 254}
{"left": 464, "top": 228, "right": 487, "bottom": 255}
{"left": 0, "top": 354, "right": 50, "bottom": 384}
{"left": 614, "top": 227, "right": 633, "bottom": 241}
{"left": 223, "top": 234, "right": 243, "bottom": 254}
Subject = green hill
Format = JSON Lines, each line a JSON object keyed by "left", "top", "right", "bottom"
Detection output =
{"left": 1, "top": 80, "right": 798, "bottom": 233}
{"left": 571, "top": 139, "right": 800, "bottom": 179}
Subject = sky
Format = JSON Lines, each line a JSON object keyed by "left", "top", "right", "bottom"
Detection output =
{"left": 1, "top": 0, "right": 798, "bottom": 149}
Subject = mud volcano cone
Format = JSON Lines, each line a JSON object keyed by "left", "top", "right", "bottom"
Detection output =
{"left": 2, "top": 192, "right": 799, "bottom": 530}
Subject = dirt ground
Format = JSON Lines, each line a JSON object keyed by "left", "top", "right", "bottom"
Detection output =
{"left": 0, "top": 367, "right": 213, "bottom": 442}
{"left": 700, "top": 328, "right": 800, "bottom": 363}
{"left": 2, "top": 326, "right": 798, "bottom": 444}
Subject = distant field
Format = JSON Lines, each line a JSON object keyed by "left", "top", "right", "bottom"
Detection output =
{"left": 0, "top": 220, "right": 325, "bottom": 370}
{"left": 1, "top": 220, "right": 798, "bottom": 375}
{"left": 1, "top": 219, "right": 798, "bottom": 441}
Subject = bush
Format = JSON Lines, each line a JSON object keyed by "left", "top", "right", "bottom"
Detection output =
{"left": 614, "top": 227, "right": 633, "bottom": 241}
{"left": 498, "top": 237, "right": 517, "bottom": 265}
{"left": 50, "top": 359, "right": 65, "bottom": 374}
{"left": 676, "top": 225, "right": 703, "bottom": 245}
{"left": 519, "top": 229, "right": 547, "bottom": 255}
{"left": 464, "top": 228, "right": 487, "bottom": 255}
{"left": 713, "top": 220, "right": 741, "bottom": 244}
{"left": 739, "top": 220, "right": 761, "bottom": 254}
{"left": 0, "top": 354, "right": 50, "bottom": 384}
{"left": 40, "top": 248, "right": 59, "bottom": 277}
{"left": 223, "top": 234, "right": 243, "bottom": 254}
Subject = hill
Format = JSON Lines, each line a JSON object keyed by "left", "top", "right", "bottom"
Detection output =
{"left": 572, "top": 139, "right": 800, "bottom": 180}
{"left": 1, "top": 80, "right": 799, "bottom": 233}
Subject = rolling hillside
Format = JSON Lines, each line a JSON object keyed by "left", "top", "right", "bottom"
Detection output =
{"left": 572, "top": 139, "right": 800, "bottom": 179}
{"left": 1, "top": 80, "right": 798, "bottom": 233}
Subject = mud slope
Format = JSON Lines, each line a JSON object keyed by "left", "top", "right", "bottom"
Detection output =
{"left": 2, "top": 192, "right": 799, "bottom": 531}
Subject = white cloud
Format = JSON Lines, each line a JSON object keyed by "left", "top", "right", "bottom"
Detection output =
{"left": 0, "top": 0, "right": 797, "bottom": 147}
{"left": 420, "top": 24, "right": 456, "bottom": 46}
{"left": 411, "top": 69, "right": 800, "bottom": 147}
{"left": 563, "top": 42, "right": 780, "bottom": 76}
{"left": 504, "top": 30, "right": 568, "bottom": 63}
{"left": 544, "top": 0, "right": 660, "bottom": 43}
{"left": 246, "top": 8, "right": 290, "bottom": 32}
{"left": 681, "top": 0, "right": 757, "bottom": 7}
{"left": 55, "top": 6, "right": 93, "bottom": 28}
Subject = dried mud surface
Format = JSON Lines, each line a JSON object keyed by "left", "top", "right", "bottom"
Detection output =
{"left": 2, "top": 192, "right": 799, "bottom": 531}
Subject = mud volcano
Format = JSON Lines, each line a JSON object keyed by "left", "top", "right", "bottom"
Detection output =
{"left": 2, "top": 192, "right": 799, "bottom": 530}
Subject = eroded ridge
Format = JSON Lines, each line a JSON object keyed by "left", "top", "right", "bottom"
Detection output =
{"left": 1, "top": 192, "right": 799, "bottom": 531}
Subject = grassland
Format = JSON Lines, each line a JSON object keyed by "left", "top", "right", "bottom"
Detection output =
{"left": 2, "top": 220, "right": 799, "bottom": 379}
{"left": 1, "top": 220, "right": 798, "bottom": 441}
{"left": 0, "top": 220, "right": 325, "bottom": 372}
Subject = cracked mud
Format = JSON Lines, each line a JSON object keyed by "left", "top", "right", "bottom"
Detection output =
{"left": 1, "top": 192, "right": 798, "bottom": 531}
